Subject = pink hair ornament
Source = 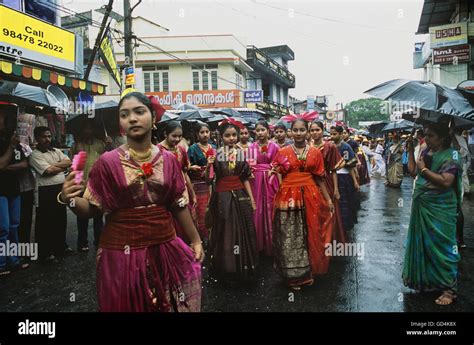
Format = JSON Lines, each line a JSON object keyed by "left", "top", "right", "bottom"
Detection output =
{"left": 280, "top": 111, "right": 319, "bottom": 123}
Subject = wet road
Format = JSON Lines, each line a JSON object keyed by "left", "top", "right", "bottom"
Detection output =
{"left": 1, "top": 177, "right": 473, "bottom": 312}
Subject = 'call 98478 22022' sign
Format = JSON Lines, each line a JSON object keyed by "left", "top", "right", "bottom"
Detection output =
{"left": 0, "top": 5, "right": 75, "bottom": 71}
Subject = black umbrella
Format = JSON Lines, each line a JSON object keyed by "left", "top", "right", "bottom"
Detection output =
{"left": 211, "top": 108, "right": 242, "bottom": 117}
{"left": 172, "top": 103, "right": 199, "bottom": 111}
{"left": 0, "top": 80, "right": 59, "bottom": 108}
{"left": 367, "top": 121, "right": 388, "bottom": 136}
{"left": 159, "top": 111, "right": 180, "bottom": 123}
{"left": 402, "top": 109, "right": 473, "bottom": 129}
{"left": 381, "top": 120, "right": 421, "bottom": 132}
{"left": 365, "top": 79, "right": 474, "bottom": 121}
{"left": 205, "top": 114, "right": 227, "bottom": 123}
{"left": 66, "top": 100, "right": 120, "bottom": 137}
{"left": 177, "top": 109, "right": 214, "bottom": 121}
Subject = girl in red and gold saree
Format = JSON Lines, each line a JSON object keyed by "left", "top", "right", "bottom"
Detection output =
{"left": 187, "top": 123, "right": 215, "bottom": 242}
{"left": 310, "top": 121, "right": 346, "bottom": 245}
{"left": 249, "top": 120, "right": 280, "bottom": 256}
{"left": 205, "top": 119, "right": 258, "bottom": 281}
{"left": 271, "top": 115, "right": 334, "bottom": 290}
{"left": 60, "top": 92, "right": 204, "bottom": 312}
{"left": 158, "top": 121, "right": 197, "bottom": 243}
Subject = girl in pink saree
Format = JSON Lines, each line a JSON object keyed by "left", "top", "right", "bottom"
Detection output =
{"left": 60, "top": 92, "right": 204, "bottom": 312}
{"left": 249, "top": 120, "right": 280, "bottom": 255}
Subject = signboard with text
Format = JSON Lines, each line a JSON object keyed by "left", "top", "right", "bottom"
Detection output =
{"left": 433, "top": 44, "right": 470, "bottom": 65}
{"left": 0, "top": 5, "right": 75, "bottom": 71}
{"left": 307, "top": 95, "right": 315, "bottom": 111}
{"left": 146, "top": 89, "right": 241, "bottom": 109}
{"left": 244, "top": 90, "right": 263, "bottom": 103}
{"left": 429, "top": 22, "right": 468, "bottom": 49}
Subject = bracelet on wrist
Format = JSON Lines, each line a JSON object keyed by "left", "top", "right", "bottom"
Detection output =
{"left": 190, "top": 241, "right": 202, "bottom": 246}
{"left": 57, "top": 192, "right": 68, "bottom": 205}
{"left": 421, "top": 167, "right": 428, "bottom": 175}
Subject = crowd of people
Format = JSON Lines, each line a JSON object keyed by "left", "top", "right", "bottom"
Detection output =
{"left": 0, "top": 92, "right": 471, "bottom": 310}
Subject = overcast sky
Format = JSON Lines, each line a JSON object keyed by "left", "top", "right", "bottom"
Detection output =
{"left": 66, "top": 0, "right": 427, "bottom": 107}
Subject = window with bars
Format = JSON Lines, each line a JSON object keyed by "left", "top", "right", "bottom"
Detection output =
{"left": 142, "top": 66, "right": 169, "bottom": 92}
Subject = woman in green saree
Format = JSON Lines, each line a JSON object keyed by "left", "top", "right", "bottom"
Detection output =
{"left": 403, "top": 122, "right": 462, "bottom": 305}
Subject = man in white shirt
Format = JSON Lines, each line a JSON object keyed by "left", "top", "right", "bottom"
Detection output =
{"left": 29, "top": 127, "right": 72, "bottom": 262}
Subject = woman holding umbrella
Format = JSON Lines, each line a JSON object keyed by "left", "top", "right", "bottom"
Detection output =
{"left": 60, "top": 92, "right": 203, "bottom": 311}
{"left": 403, "top": 122, "right": 462, "bottom": 305}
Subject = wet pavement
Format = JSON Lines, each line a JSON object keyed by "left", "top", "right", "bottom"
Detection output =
{"left": 1, "top": 177, "right": 473, "bottom": 312}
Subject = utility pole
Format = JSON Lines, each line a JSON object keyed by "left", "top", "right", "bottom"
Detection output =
{"left": 84, "top": 0, "right": 114, "bottom": 81}
{"left": 123, "top": 0, "right": 141, "bottom": 89}
{"left": 123, "top": 0, "right": 132, "bottom": 67}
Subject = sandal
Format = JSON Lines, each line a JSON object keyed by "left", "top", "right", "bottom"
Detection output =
{"left": 78, "top": 247, "right": 89, "bottom": 252}
{"left": 435, "top": 291, "right": 457, "bottom": 305}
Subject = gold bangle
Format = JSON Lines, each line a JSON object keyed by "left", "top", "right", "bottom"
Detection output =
{"left": 421, "top": 168, "right": 428, "bottom": 175}
{"left": 190, "top": 241, "right": 203, "bottom": 246}
{"left": 57, "top": 192, "right": 67, "bottom": 205}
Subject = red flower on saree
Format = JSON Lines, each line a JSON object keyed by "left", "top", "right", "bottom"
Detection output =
{"left": 261, "top": 145, "right": 268, "bottom": 154}
{"left": 140, "top": 163, "right": 153, "bottom": 177}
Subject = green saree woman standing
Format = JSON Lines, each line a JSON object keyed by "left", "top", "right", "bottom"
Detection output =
{"left": 403, "top": 123, "right": 462, "bottom": 305}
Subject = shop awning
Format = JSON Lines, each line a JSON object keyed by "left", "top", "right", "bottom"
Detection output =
{"left": 0, "top": 59, "right": 106, "bottom": 95}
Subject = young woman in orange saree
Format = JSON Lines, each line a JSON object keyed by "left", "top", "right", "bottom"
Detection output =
{"left": 272, "top": 116, "right": 334, "bottom": 290}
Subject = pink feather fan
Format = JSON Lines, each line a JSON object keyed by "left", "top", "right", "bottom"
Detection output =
{"left": 72, "top": 151, "right": 87, "bottom": 184}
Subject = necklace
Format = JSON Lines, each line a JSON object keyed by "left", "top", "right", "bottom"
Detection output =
{"left": 128, "top": 145, "right": 152, "bottom": 162}
{"left": 313, "top": 141, "right": 324, "bottom": 149}
{"left": 291, "top": 144, "right": 309, "bottom": 172}
{"left": 198, "top": 142, "right": 209, "bottom": 152}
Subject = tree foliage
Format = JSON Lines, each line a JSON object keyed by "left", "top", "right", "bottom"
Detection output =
{"left": 344, "top": 98, "right": 389, "bottom": 127}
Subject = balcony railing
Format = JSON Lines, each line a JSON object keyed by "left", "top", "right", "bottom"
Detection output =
{"left": 255, "top": 97, "right": 290, "bottom": 118}
{"left": 247, "top": 45, "right": 295, "bottom": 88}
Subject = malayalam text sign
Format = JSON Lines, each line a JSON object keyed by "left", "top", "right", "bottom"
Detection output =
{"left": 433, "top": 44, "right": 470, "bottom": 65}
{"left": 0, "top": 5, "right": 75, "bottom": 71}
{"left": 147, "top": 89, "right": 241, "bottom": 109}
{"left": 430, "top": 22, "right": 468, "bottom": 49}
{"left": 244, "top": 90, "right": 263, "bottom": 103}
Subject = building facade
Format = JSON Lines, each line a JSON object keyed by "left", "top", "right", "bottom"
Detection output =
{"left": 112, "top": 21, "right": 253, "bottom": 109}
{"left": 246, "top": 45, "right": 295, "bottom": 120}
{"left": 414, "top": 0, "right": 474, "bottom": 87}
